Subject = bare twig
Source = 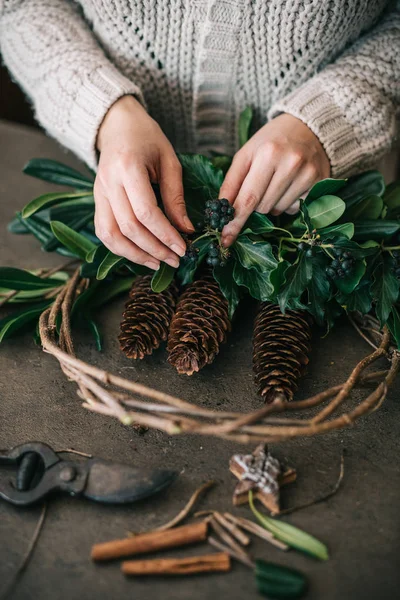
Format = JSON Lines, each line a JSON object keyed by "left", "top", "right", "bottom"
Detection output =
{"left": 277, "top": 453, "right": 345, "bottom": 516}
{"left": 208, "top": 536, "right": 255, "bottom": 569}
{"left": 0, "top": 504, "right": 47, "bottom": 600}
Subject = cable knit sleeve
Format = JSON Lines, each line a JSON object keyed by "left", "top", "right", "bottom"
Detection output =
{"left": 0, "top": 0, "right": 145, "bottom": 168}
{"left": 268, "top": 2, "right": 400, "bottom": 178}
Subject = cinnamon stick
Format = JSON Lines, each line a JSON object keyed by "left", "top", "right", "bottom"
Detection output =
{"left": 121, "top": 553, "right": 230, "bottom": 576}
{"left": 91, "top": 521, "right": 207, "bottom": 562}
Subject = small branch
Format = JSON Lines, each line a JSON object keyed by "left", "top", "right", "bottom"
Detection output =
{"left": 277, "top": 453, "right": 345, "bottom": 516}
{"left": 208, "top": 536, "right": 254, "bottom": 569}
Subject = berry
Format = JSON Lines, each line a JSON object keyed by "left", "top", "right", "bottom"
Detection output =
{"left": 305, "top": 248, "right": 314, "bottom": 258}
{"left": 183, "top": 244, "right": 199, "bottom": 262}
{"left": 204, "top": 198, "right": 235, "bottom": 231}
{"left": 393, "top": 250, "right": 400, "bottom": 258}
{"left": 209, "top": 200, "right": 220, "bottom": 211}
{"left": 341, "top": 260, "right": 353, "bottom": 273}
{"left": 326, "top": 267, "right": 336, "bottom": 278}
{"left": 298, "top": 242, "right": 308, "bottom": 252}
{"left": 331, "top": 259, "right": 341, "bottom": 269}
{"left": 343, "top": 251, "right": 352, "bottom": 260}
{"left": 333, "top": 248, "right": 344, "bottom": 257}
{"left": 337, "top": 268, "right": 345, "bottom": 278}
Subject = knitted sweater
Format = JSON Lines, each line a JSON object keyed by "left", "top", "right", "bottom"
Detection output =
{"left": 0, "top": 1, "right": 399, "bottom": 177}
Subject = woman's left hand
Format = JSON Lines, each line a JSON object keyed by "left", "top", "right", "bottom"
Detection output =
{"left": 219, "top": 113, "right": 331, "bottom": 247}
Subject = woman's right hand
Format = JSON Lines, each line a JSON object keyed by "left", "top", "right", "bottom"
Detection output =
{"left": 94, "top": 95, "right": 194, "bottom": 270}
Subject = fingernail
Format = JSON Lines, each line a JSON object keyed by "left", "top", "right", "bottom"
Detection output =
{"left": 166, "top": 257, "right": 180, "bottom": 268}
{"left": 184, "top": 216, "right": 195, "bottom": 232}
{"left": 222, "top": 235, "right": 233, "bottom": 248}
{"left": 144, "top": 260, "right": 160, "bottom": 271}
{"left": 171, "top": 243, "right": 186, "bottom": 257}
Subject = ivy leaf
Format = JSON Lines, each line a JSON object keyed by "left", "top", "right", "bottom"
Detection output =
{"left": 22, "top": 191, "right": 93, "bottom": 218}
{"left": 233, "top": 260, "right": 274, "bottom": 301}
{"left": 243, "top": 212, "right": 275, "bottom": 234}
{"left": 299, "top": 200, "right": 313, "bottom": 232}
{"left": 213, "top": 260, "right": 241, "bottom": 319}
{"left": 337, "top": 281, "right": 372, "bottom": 314}
{"left": 234, "top": 236, "right": 278, "bottom": 274}
{"left": 0, "top": 267, "right": 63, "bottom": 290}
{"left": 0, "top": 301, "right": 51, "bottom": 343}
{"left": 151, "top": 262, "right": 176, "bottom": 292}
{"left": 307, "top": 195, "right": 345, "bottom": 228}
{"left": 211, "top": 155, "right": 232, "bottom": 174}
{"left": 354, "top": 220, "right": 400, "bottom": 240}
{"left": 387, "top": 305, "right": 400, "bottom": 349}
{"left": 50, "top": 221, "right": 96, "bottom": 259}
{"left": 23, "top": 158, "right": 94, "bottom": 188}
{"left": 371, "top": 255, "right": 400, "bottom": 325}
{"left": 177, "top": 237, "right": 210, "bottom": 286}
{"left": 96, "top": 251, "right": 125, "bottom": 280}
{"left": 307, "top": 259, "right": 331, "bottom": 325}
{"left": 318, "top": 222, "right": 354, "bottom": 240}
{"left": 238, "top": 106, "right": 253, "bottom": 147}
{"left": 269, "top": 260, "right": 290, "bottom": 299}
{"left": 345, "top": 195, "right": 383, "bottom": 221}
{"left": 334, "top": 259, "right": 366, "bottom": 295}
{"left": 340, "top": 170, "right": 385, "bottom": 209}
{"left": 333, "top": 238, "right": 379, "bottom": 259}
{"left": 278, "top": 254, "right": 313, "bottom": 313}
{"left": 306, "top": 178, "right": 347, "bottom": 201}
{"left": 383, "top": 181, "right": 400, "bottom": 211}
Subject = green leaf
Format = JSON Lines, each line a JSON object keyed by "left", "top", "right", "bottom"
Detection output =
{"left": 249, "top": 491, "right": 328, "bottom": 561}
{"left": 332, "top": 238, "right": 379, "bottom": 259}
{"left": 151, "top": 262, "right": 176, "bottom": 292}
{"left": 387, "top": 305, "right": 400, "bottom": 349}
{"left": 213, "top": 260, "right": 241, "bottom": 319}
{"left": 0, "top": 301, "right": 51, "bottom": 343}
{"left": 270, "top": 260, "right": 291, "bottom": 299}
{"left": 177, "top": 237, "right": 210, "bottom": 286}
{"left": 307, "top": 195, "right": 345, "bottom": 228}
{"left": 234, "top": 236, "right": 278, "bottom": 274}
{"left": 233, "top": 260, "right": 274, "bottom": 301}
{"left": 318, "top": 222, "right": 354, "bottom": 240}
{"left": 7, "top": 215, "right": 29, "bottom": 234}
{"left": 299, "top": 200, "right": 313, "bottom": 232}
{"left": 383, "top": 181, "right": 400, "bottom": 210}
{"left": 334, "top": 259, "right": 366, "bottom": 295}
{"left": 277, "top": 254, "right": 313, "bottom": 313}
{"left": 22, "top": 191, "right": 93, "bottom": 218}
{"left": 23, "top": 158, "right": 94, "bottom": 189}
{"left": 337, "top": 281, "right": 372, "bottom": 314}
{"left": 91, "top": 277, "right": 136, "bottom": 308}
{"left": 243, "top": 212, "right": 275, "bottom": 234}
{"left": 255, "top": 559, "right": 308, "bottom": 599}
{"left": 87, "top": 318, "right": 102, "bottom": 351}
{"left": 86, "top": 244, "right": 107, "bottom": 264}
{"left": 306, "top": 178, "right": 347, "bottom": 201}
{"left": 49, "top": 197, "right": 95, "bottom": 223}
{"left": 340, "top": 170, "right": 385, "bottom": 209}
{"left": 371, "top": 255, "right": 400, "bottom": 325}
{"left": 44, "top": 211, "right": 95, "bottom": 253}
{"left": 211, "top": 156, "right": 232, "bottom": 174}
{"left": 354, "top": 220, "right": 400, "bottom": 240}
{"left": 50, "top": 221, "right": 96, "bottom": 260}
{"left": 345, "top": 195, "right": 383, "bottom": 221}
{"left": 238, "top": 106, "right": 253, "bottom": 147}
{"left": 307, "top": 258, "right": 331, "bottom": 325}
{"left": 96, "top": 251, "right": 125, "bottom": 280}
{"left": 0, "top": 267, "right": 63, "bottom": 291}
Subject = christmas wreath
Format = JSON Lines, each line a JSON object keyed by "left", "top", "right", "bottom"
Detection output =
{"left": 1, "top": 109, "right": 399, "bottom": 442}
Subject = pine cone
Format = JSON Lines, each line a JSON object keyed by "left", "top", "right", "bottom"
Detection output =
{"left": 167, "top": 273, "right": 231, "bottom": 375}
{"left": 119, "top": 275, "right": 178, "bottom": 359}
{"left": 253, "top": 303, "right": 312, "bottom": 403}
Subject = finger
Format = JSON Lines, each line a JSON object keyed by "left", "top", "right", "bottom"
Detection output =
{"left": 257, "top": 153, "right": 305, "bottom": 215}
{"left": 264, "top": 164, "right": 319, "bottom": 215}
{"left": 109, "top": 185, "right": 180, "bottom": 268}
{"left": 124, "top": 166, "right": 187, "bottom": 257}
{"left": 159, "top": 157, "right": 194, "bottom": 233}
{"left": 94, "top": 193, "right": 160, "bottom": 270}
{"left": 221, "top": 161, "right": 274, "bottom": 247}
{"left": 219, "top": 152, "right": 251, "bottom": 203}
{"left": 285, "top": 200, "right": 300, "bottom": 215}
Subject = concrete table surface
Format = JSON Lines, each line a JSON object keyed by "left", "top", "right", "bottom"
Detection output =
{"left": 0, "top": 120, "right": 399, "bottom": 600}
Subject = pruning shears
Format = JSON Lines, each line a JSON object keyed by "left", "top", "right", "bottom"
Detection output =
{"left": 0, "top": 442, "right": 177, "bottom": 506}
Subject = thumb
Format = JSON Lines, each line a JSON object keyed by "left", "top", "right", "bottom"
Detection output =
{"left": 159, "top": 158, "right": 194, "bottom": 233}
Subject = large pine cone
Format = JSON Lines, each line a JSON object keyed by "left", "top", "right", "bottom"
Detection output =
{"left": 167, "top": 273, "right": 231, "bottom": 375}
{"left": 253, "top": 303, "right": 312, "bottom": 403}
{"left": 119, "top": 275, "right": 178, "bottom": 359}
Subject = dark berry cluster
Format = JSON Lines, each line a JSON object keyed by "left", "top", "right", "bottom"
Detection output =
{"left": 297, "top": 242, "right": 315, "bottom": 258}
{"left": 391, "top": 250, "right": 400, "bottom": 279}
{"left": 204, "top": 198, "right": 234, "bottom": 231}
{"left": 326, "top": 248, "right": 355, "bottom": 279}
{"left": 206, "top": 241, "right": 226, "bottom": 268}
{"left": 182, "top": 243, "right": 199, "bottom": 263}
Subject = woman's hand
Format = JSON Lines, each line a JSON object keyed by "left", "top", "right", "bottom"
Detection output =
{"left": 94, "top": 95, "right": 194, "bottom": 270}
{"left": 220, "top": 114, "right": 330, "bottom": 247}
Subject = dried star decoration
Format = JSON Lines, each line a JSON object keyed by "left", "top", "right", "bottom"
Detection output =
{"left": 230, "top": 443, "right": 296, "bottom": 514}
